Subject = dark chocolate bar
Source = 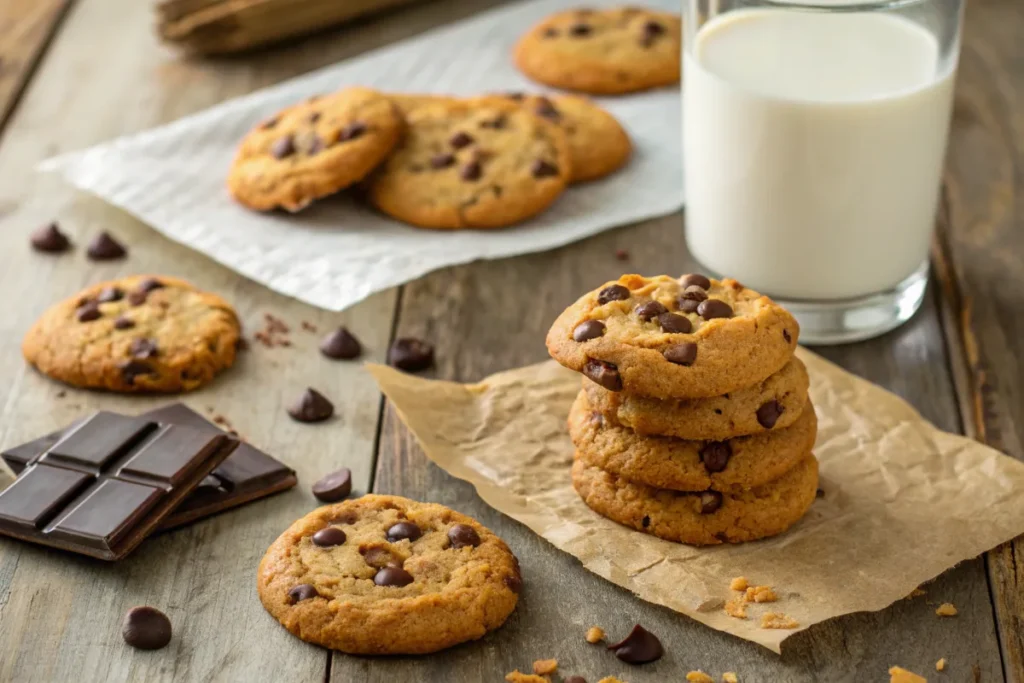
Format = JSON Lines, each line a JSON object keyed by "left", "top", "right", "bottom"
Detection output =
{"left": 0, "top": 411, "right": 237, "bottom": 560}
{"left": 1, "top": 404, "right": 297, "bottom": 531}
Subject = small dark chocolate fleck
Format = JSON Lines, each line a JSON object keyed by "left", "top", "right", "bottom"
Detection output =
{"left": 460, "top": 160, "right": 483, "bottom": 181}
{"left": 114, "top": 316, "right": 135, "bottom": 330}
{"left": 430, "top": 152, "right": 456, "bottom": 169}
{"left": 338, "top": 121, "right": 366, "bottom": 141}
{"left": 118, "top": 360, "right": 153, "bottom": 384}
{"left": 129, "top": 338, "right": 159, "bottom": 359}
{"left": 569, "top": 23, "right": 592, "bottom": 36}
{"left": 641, "top": 515, "right": 650, "bottom": 528}
{"left": 783, "top": 329, "right": 792, "bottom": 343}
{"left": 449, "top": 131, "right": 474, "bottom": 149}
{"left": 271, "top": 135, "right": 296, "bottom": 159}
{"left": 534, "top": 97, "right": 561, "bottom": 121}
{"left": 531, "top": 159, "right": 559, "bottom": 178}
{"left": 97, "top": 287, "right": 123, "bottom": 303}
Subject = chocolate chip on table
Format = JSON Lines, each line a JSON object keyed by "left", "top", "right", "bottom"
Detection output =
{"left": 634, "top": 300, "right": 667, "bottom": 321}
{"left": 430, "top": 152, "right": 456, "bottom": 169}
{"left": 312, "top": 467, "right": 352, "bottom": 502}
{"left": 460, "top": 160, "right": 483, "bottom": 181}
{"left": 288, "top": 584, "right": 319, "bottom": 603}
{"left": 121, "top": 606, "right": 172, "bottom": 650}
{"left": 657, "top": 312, "right": 692, "bottom": 333}
{"left": 680, "top": 273, "right": 711, "bottom": 290}
{"left": 531, "top": 159, "right": 559, "bottom": 178}
{"left": 663, "top": 342, "right": 697, "bottom": 366}
{"left": 271, "top": 135, "right": 296, "bottom": 159}
{"left": 338, "top": 121, "right": 366, "bottom": 141}
{"left": 597, "top": 284, "right": 631, "bottom": 304}
{"left": 287, "top": 388, "right": 335, "bottom": 423}
{"left": 449, "top": 131, "right": 474, "bottom": 149}
{"left": 583, "top": 359, "right": 622, "bottom": 391}
{"left": 699, "top": 491, "right": 723, "bottom": 514}
{"left": 97, "top": 287, "right": 123, "bottom": 303}
{"left": 607, "top": 624, "right": 664, "bottom": 664}
{"left": 534, "top": 97, "right": 561, "bottom": 121}
{"left": 447, "top": 524, "right": 481, "bottom": 549}
{"left": 30, "top": 222, "right": 71, "bottom": 253}
{"left": 388, "top": 337, "right": 434, "bottom": 372}
{"left": 86, "top": 231, "right": 127, "bottom": 261}
{"left": 375, "top": 566, "right": 415, "bottom": 587}
{"left": 573, "top": 320, "right": 606, "bottom": 342}
{"left": 118, "top": 360, "right": 153, "bottom": 384}
{"left": 76, "top": 301, "right": 102, "bottom": 322}
{"left": 319, "top": 326, "right": 362, "bottom": 360}
{"left": 700, "top": 442, "right": 731, "bottom": 472}
{"left": 697, "top": 298, "right": 733, "bottom": 320}
{"left": 312, "top": 526, "right": 347, "bottom": 547}
{"left": 386, "top": 521, "right": 422, "bottom": 543}
{"left": 757, "top": 400, "right": 783, "bottom": 428}
{"left": 129, "top": 338, "right": 159, "bottom": 359}
{"left": 114, "top": 315, "right": 135, "bottom": 330}
{"left": 569, "top": 22, "right": 592, "bottom": 36}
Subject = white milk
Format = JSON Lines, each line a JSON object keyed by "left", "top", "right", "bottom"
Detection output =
{"left": 683, "top": 10, "right": 956, "bottom": 300}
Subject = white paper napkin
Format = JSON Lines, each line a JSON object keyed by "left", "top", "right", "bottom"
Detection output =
{"left": 40, "top": 0, "right": 684, "bottom": 311}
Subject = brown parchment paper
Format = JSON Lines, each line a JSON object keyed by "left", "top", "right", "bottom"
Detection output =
{"left": 365, "top": 348, "right": 1024, "bottom": 653}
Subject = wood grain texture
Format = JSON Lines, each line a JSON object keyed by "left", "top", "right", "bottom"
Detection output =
{"left": 935, "top": 0, "right": 1024, "bottom": 679}
{"left": 333, "top": 217, "right": 1005, "bottom": 682}
{"left": 0, "top": 0, "right": 71, "bottom": 132}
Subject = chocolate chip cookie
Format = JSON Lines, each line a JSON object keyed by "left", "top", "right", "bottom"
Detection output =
{"left": 367, "top": 99, "right": 571, "bottom": 229}
{"left": 572, "top": 453, "right": 819, "bottom": 545}
{"left": 514, "top": 7, "right": 681, "bottom": 95}
{"left": 228, "top": 87, "right": 403, "bottom": 212}
{"left": 257, "top": 494, "right": 521, "bottom": 654}
{"left": 571, "top": 389, "right": 817, "bottom": 491}
{"left": 22, "top": 276, "right": 240, "bottom": 393}
{"left": 546, "top": 274, "right": 799, "bottom": 400}
{"left": 584, "top": 357, "right": 810, "bottom": 440}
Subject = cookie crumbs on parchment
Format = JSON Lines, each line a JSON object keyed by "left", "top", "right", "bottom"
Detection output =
{"left": 301, "top": 321, "right": 318, "bottom": 332}
{"left": 724, "top": 596, "right": 748, "bottom": 619}
{"left": 722, "top": 673, "right": 739, "bottom": 683}
{"left": 533, "top": 659, "right": 558, "bottom": 675}
{"left": 505, "top": 671, "right": 547, "bottom": 683}
{"left": 686, "top": 672, "right": 714, "bottom": 683}
{"left": 598, "top": 677, "right": 629, "bottom": 683}
{"left": 936, "top": 658, "right": 947, "bottom": 671}
{"left": 586, "top": 626, "right": 605, "bottom": 643}
{"left": 729, "top": 577, "right": 748, "bottom": 591}
{"left": 906, "top": 587, "right": 927, "bottom": 599}
{"left": 888, "top": 666, "right": 927, "bottom": 683}
{"left": 935, "top": 602, "right": 957, "bottom": 617}
{"left": 745, "top": 586, "right": 777, "bottom": 603}
{"left": 760, "top": 612, "right": 799, "bottom": 629}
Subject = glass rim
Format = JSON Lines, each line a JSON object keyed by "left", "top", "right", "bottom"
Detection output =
{"left": 751, "top": 0, "right": 927, "bottom": 11}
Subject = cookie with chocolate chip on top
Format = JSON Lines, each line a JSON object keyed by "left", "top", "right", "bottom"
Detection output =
{"left": 22, "top": 275, "right": 240, "bottom": 393}
{"left": 546, "top": 274, "right": 799, "bottom": 400}
{"left": 257, "top": 494, "right": 521, "bottom": 654}
{"left": 228, "top": 86, "right": 404, "bottom": 212}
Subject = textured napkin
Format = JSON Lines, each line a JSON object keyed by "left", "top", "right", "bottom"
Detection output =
{"left": 365, "top": 348, "right": 1024, "bottom": 652}
{"left": 39, "top": 0, "right": 682, "bottom": 312}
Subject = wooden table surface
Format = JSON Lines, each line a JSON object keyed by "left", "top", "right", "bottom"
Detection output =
{"left": 0, "top": 0, "right": 1020, "bottom": 681}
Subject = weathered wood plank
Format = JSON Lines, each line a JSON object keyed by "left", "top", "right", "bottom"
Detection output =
{"left": 331, "top": 216, "right": 1004, "bottom": 682}
{"left": 0, "top": 0, "right": 71, "bottom": 133}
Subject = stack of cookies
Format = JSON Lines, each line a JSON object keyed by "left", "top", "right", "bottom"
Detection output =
{"left": 546, "top": 274, "right": 819, "bottom": 545}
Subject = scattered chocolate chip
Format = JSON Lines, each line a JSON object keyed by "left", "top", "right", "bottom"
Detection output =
{"left": 677, "top": 285, "right": 708, "bottom": 313}
{"left": 271, "top": 135, "right": 295, "bottom": 159}
{"left": 388, "top": 338, "right": 434, "bottom": 372}
{"left": 657, "top": 312, "right": 692, "bottom": 333}
{"left": 680, "top": 273, "right": 710, "bottom": 290}
{"left": 338, "top": 121, "right": 366, "bottom": 141}
{"left": 697, "top": 299, "right": 733, "bottom": 320}
{"left": 460, "top": 160, "right": 483, "bottom": 181}
{"left": 757, "top": 400, "right": 783, "bottom": 428}
{"left": 430, "top": 152, "right": 455, "bottom": 169}
{"left": 319, "top": 327, "right": 362, "bottom": 359}
{"left": 114, "top": 316, "right": 135, "bottom": 330}
{"left": 312, "top": 467, "right": 352, "bottom": 502}
{"left": 30, "top": 222, "right": 71, "bottom": 253}
{"left": 480, "top": 114, "right": 507, "bottom": 129}
{"left": 615, "top": 248, "right": 630, "bottom": 261}
{"left": 531, "top": 159, "right": 559, "bottom": 178}
{"left": 121, "top": 606, "right": 172, "bottom": 650}
{"left": 663, "top": 342, "right": 697, "bottom": 366}
{"left": 287, "top": 584, "right": 319, "bottom": 603}
{"left": 129, "top": 338, "right": 159, "bottom": 359}
{"left": 118, "top": 360, "right": 153, "bottom": 384}
{"left": 699, "top": 491, "right": 723, "bottom": 514}
{"left": 816, "top": 488, "right": 825, "bottom": 498}
{"left": 569, "top": 23, "right": 592, "bottom": 36}
{"left": 542, "top": 27, "right": 560, "bottom": 38}
{"left": 375, "top": 566, "right": 415, "bottom": 587}
{"left": 608, "top": 624, "right": 664, "bottom": 664}
{"left": 86, "top": 231, "right": 126, "bottom": 261}
{"left": 597, "top": 284, "right": 631, "bottom": 304}
{"left": 641, "top": 515, "right": 650, "bottom": 528}
{"left": 505, "top": 573, "right": 523, "bottom": 593}
{"left": 287, "top": 388, "right": 334, "bottom": 423}
{"left": 634, "top": 301, "right": 667, "bottom": 321}
{"left": 96, "top": 287, "right": 123, "bottom": 303}
{"left": 534, "top": 97, "right": 561, "bottom": 121}
{"left": 783, "top": 329, "right": 792, "bottom": 343}
{"left": 386, "top": 521, "right": 422, "bottom": 543}
{"left": 312, "top": 527, "right": 347, "bottom": 547}
{"left": 449, "top": 131, "right": 474, "bottom": 149}
{"left": 76, "top": 301, "right": 101, "bottom": 322}
{"left": 583, "top": 359, "right": 622, "bottom": 391}
{"left": 447, "top": 524, "right": 481, "bottom": 549}
{"left": 573, "top": 320, "right": 606, "bottom": 342}
{"left": 700, "top": 442, "right": 731, "bottom": 472}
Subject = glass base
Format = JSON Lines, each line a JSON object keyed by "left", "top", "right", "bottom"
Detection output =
{"left": 767, "top": 263, "right": 929, "bottom": 346}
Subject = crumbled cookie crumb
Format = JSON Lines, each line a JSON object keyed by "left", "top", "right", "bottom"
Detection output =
{"left": 598, "top": 677, "right": 629, "bottom": 683}
{"left": 533, "top": 659, "right": 557, "bottom": 675}
{"left": 745, "top": 586, "right": 777, "bottom": 603}
{"left": 907, "top": 587, "right": 926, "bottom": 599}
{"left": 301, "top": 321, "right": 318, "bottom": 332}
{"left": 505, "top": 671, "right": 547, "bottom": 683}
{"left": 729, "top": 577, "right": 748, "bottom": 591}
{"left": 725, "top": 596, "right": 748, "bottom": 619}
{"left": 615, "top": 248, "right": 630, "bottom": 261}
{"left": 686, "top": 672, "right": 714, "bottom": 683}
{"left": 935, "top": 602, "right": 957, "bottom": 617}
{"left": 722, "top": 673, "right": 739, "bottom": 683}
{"left": 935, "top": 658, "right": 946, "bottom": 671}
{"left": 586, "top": 626, "right": 605, "bottom": 643}
{"left": 888, "top": 666, "right": 927, "bottom": 683}
{"left": 760, "top": 612, "right": 799, "bottom": 629}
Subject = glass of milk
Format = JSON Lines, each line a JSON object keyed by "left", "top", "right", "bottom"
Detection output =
{"left": 682, "top": 0, "right": 963, "bottom": 344}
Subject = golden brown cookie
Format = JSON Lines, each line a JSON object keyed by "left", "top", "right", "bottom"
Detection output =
{"left": 546, "top": 274, "right": 799, "bottom": 400}
{"left": 570, "top": 390, "right": 817, "bottom": 491}
{"left": 514, "top": 7, "right": 681, "bottom": 95}
{"left": 257, "top": 494, "right": 521, "bottom": 654}
{"left": 228, "top": 87, "right": 403, "bottom": 212}
{"left": 22, "top": 275, "right": 240, "bottom": 393}
{"left": 584, "top": 357, "right": 810, "bottom": 440}
{"left": 572, "top": 453, "right": 819, "bottom": 545}
{"left": 367, "top": 99, "right": 571, "bottom": 229}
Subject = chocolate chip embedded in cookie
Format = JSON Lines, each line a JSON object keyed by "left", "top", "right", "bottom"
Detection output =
{"left": 546, "top": 274, "right": 800, "bottom": 400}
{"left": 514, "top": 7, "right": 681, "bottom": 95}
{"left": 367, "top": 99, "right": 571, "bottom": 229}
{"left": 228, "top": 87, "right": 404, "bottom": 212}
{"left": 257, "top": 494, "right": 521, "bottom": 654}
{"left": 22, "top": 275, "right": 240, "bottom": 393}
